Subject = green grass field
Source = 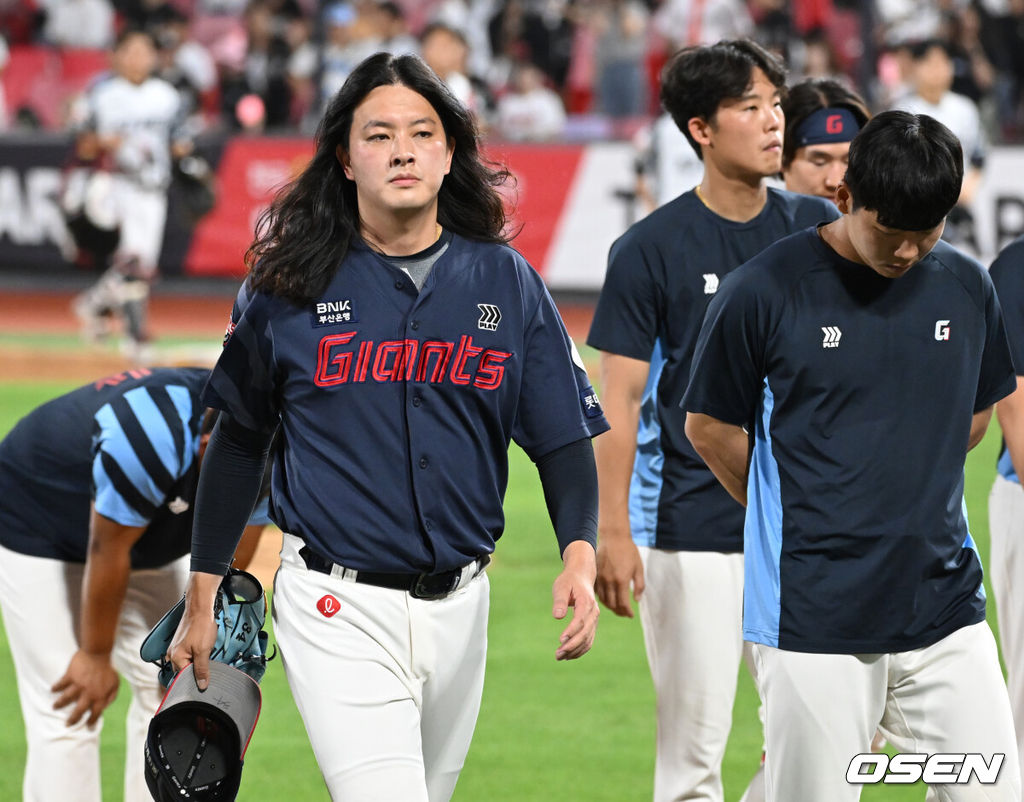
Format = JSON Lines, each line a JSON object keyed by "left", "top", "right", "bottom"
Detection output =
{"left": 0, "top": 379, "right": 1007, "bottom": 801}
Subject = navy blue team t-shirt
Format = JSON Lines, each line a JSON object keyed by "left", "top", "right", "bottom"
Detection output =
{"left": 0, "top": 367, "right": 216, "bottom": 568}
{"left": 989, "top": 234, "right": 1024, "bottom": 483}
{"left": 587, "top": 187, "right": 839, "bottom": 552}
{"left": 204, "top": 232, "right": 609, "bottom": 575}
{"left": 684, "top": 228, "right": 1016, "bottom": 653}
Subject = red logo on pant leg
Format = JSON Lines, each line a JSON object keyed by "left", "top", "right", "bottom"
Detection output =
{"left": 317, "top": 595, "right": 341, "bottom": 617}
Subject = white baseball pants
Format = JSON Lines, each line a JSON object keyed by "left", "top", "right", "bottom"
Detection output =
{"left": 638, "top": 547, "right": 762, "bottom": 802}
{"left": 0, "top": 543, "right": 188, "bottom": 802}
{"left": 989, "top": 473, "right": 1024, "bottom": 776}
{"left": 752, "top": 620, "right": 1021, "bottom": 802}
{"left": 112, "top": 177, "right": 167, "bottom": 275}
{"left": 273, "top": 533, "right": 490, "bottom": 802}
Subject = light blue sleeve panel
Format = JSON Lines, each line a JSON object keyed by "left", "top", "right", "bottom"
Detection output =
{"left": 92, "top": 385, "right": 199, "bottom": 527}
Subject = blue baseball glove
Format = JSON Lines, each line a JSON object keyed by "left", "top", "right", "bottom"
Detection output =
{"left": 140, "top": 568, "right": 273, "bottom": 687}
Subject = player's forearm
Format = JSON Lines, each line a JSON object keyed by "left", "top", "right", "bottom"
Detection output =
{"left": 684, "top": 412, "right": 750, "bottom": 506}
{"left": 969, "top": 406, "right": 994, "bottom": 451}
{"left": 191, "top": 415, "right": 274, "bottom": 575}
{"left": 561, "top": 538, "right": 597, "bottom": 580}
{"left": 997, "top": 379, "right": 1024, "bottom": 473}
{"left": 594, "top": 353, "right": 646, "bottom": 541}
{"left": 594, "top": 423, "right": 639, "bottom": 541}
{"left": 184, "top": 570, "right": 226, "bottom": 615}
{"left": 79, "top": 514, "right": 141, "bottom": 656}
{"left": 536, "top": 438, "right": 599, "bottom": 554}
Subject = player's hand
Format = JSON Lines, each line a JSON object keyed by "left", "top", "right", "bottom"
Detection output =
{"left": 594, "top": 529, "right": 645, "bottom": 618}
{"left": 552, "top": 541, "right": 599, "bottom": 660}
{"left": 167, "top": 572, "right": 223, "bottom": 691}
{"left": 52, "top": 649, "right": 120, "bottom": 727}
{"left": 167, "top": 608, "right": 218, "bottom": 691}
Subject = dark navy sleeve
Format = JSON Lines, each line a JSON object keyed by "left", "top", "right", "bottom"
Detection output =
{"left": 535, "top": 438, "right": 599, "bottom": 554}
{"left": 512, "top": 277, "right": 609, "bottom": 461}
{"left": 202, "top": 282, "right": 281, "bottom": 434}
{"left": 586, "top": 230, "right": 660, "bottom": 361}
{"left": 92, "top": 382, "right": 200, "bottom": 526}
{"left": 990, "top": 237, "right": 1024, "bottom": 376}
{"left": 682, "top": 266, "right": 769, "bottom": 425}
{"left": 975, "top": 266, "right": 1017, "bottom": 412}
{"left": 191, "top": 415, "right": 274, "bottom": 575}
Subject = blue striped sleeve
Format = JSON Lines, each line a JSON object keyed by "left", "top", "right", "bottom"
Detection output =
{"left": 92, "top": 384, "right": 200, "bottom": 526}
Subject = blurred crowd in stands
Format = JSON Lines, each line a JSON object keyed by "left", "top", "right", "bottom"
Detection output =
{"left": 1, "top": 0, "right": 1024, "bottom": 148}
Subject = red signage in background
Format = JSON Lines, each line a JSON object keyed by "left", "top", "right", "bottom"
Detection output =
{"left": 184, "top": 138, "right": 314, "bottom": 277}
{"left": 484, "top": 144, "right": 585, "bottom": 274}
{"left": 183, "top": 138, "right": 586, "bottom": 280}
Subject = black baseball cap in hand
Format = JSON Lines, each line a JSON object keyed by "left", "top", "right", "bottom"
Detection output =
{"left": 144, "top": 662, "right": 261, "bottom": 801}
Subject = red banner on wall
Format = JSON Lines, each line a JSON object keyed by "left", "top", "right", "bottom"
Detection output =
{"left": 486, "top": 144, "right": 586, "bottom": 272}
{"left": 182, "top": 139, "right": 586, "bottom": 280}
{"left": 184, "top": 138, "right": 314, "bottom": 277}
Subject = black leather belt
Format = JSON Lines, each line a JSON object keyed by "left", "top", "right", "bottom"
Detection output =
{"left": 298, "top": 545, "right": 490, "bottom": 600}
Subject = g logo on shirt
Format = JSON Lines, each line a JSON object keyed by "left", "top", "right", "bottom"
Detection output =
{"left": 935, "top": 320, "right": 951, "bottom": 341}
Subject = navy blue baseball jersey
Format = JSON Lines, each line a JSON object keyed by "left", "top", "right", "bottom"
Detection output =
{"left": 684, "top": 229, "right": 1016, "bottom": 653}
{"left": 989, "top": 235, "right": 1024, "bottom": 483}
{"left": 204, "top": 231, "right": 609, "bottom": 574}
{"left": 0, "top": 367, "right": 267, "bottom": 568}
{"left": 586, "top": 187, "right": 839, "bottom": 552}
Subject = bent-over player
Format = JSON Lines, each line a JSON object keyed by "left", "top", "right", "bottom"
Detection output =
{"left": 166, "top": 52, "right": 608, "bottom": 802}
{"left": 587, "top": 40, "right": 838, "bottom": 802}
{"left": 0, "top": 367, "right": 268, "bottom": 802}
{"left": 684, "top": 110, "right": 1021, "bottom": 801}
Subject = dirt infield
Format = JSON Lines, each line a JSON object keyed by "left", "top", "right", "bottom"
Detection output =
{"left": 0, "top": 289, "right": 232, "bottom": 381}
{"left": 0, "top": 289, "right": 233, "bottom": 338}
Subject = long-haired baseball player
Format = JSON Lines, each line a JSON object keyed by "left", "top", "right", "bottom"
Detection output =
{"left": 166, "top": 52, "right": 608, "bottom": 801}
{"left": 0, "top": 367, "right": 269, "bottom": 802}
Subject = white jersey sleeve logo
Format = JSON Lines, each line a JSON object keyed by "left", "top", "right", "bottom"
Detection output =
{"left": 822, "top": 326, "right": 842, "bottom": 348}
{"left": 934, "top": 320, "right": 951, "bottom": 341}
{"left": 167, "top": 496, "right": 189, "bottom": 515}
{"left": 702, "top": 273, "right": 720, "bottom": 294}
{"left": 477, "top": 304, "right": 501, "bottom": 331}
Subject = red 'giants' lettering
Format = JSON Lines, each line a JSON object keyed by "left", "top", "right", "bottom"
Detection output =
{"left": 314, "top": 330, "right": 512, "bottom": 390}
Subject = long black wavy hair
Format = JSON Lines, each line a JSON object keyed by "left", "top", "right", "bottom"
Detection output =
{"left": 246, "top": 52, "right": 512, "bottom": 305}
